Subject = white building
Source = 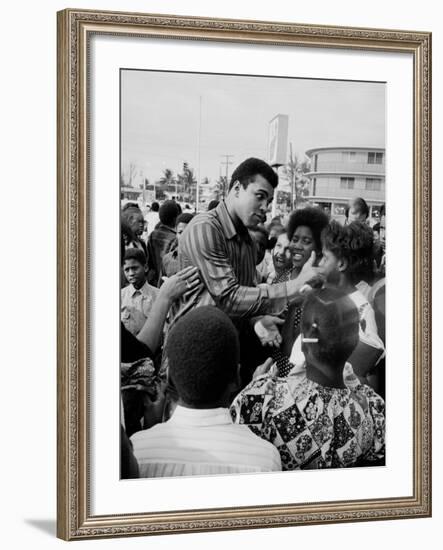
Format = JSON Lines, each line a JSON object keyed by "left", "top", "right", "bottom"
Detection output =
{"left": 305, "top": 146, "right": 385, "bottom": 223}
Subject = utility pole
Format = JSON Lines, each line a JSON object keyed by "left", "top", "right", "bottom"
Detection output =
{"left": 220, "top": 154, "right": 234, "bottom": 199}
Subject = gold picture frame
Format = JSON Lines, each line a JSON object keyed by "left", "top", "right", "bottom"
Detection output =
{"left": 57, "top": 8, "right": 431, "bottom": 540}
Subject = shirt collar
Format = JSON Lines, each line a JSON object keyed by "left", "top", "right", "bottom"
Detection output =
{"left": 127, "top": 281, "right": 149, "bottom": 297}
{"left": 158, "top": 223, "right": 176, "bottom": 235}
{"left": 169, "top": 405, "right": 233, "bottom": 427}
{"left": 215, "top": 200, "right": 250, "bottom": 242}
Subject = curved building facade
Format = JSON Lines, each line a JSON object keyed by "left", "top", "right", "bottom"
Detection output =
{"left": 305, "top": 146, "right": 385, "bottom": 223}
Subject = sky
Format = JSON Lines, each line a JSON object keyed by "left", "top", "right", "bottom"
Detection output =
{"left": 121, "top": 69, "right": 385, "bottom": 187}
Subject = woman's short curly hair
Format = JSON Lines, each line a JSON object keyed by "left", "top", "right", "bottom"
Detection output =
{"left": 286, "top": 206, "right": 329, "bottom": 251}
{"left": 322, "top": 220, "right": 375, "bottom": 285}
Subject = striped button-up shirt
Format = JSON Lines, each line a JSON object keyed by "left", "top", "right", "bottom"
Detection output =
{"left": 170, "top": 201, "right": 288, "bottom": 325}
{"left": 131, "top": 406, "right": 282, "bottom": 477}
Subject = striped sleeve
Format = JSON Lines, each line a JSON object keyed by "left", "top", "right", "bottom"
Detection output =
{"left": 183, "top": 218, "right": 287, "bottom": 317}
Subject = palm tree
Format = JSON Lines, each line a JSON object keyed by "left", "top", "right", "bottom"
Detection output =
{"left": 178, "top": 162, "right": 197, "bottom": 199}
{"left": 157, "top": 168, "right": 177, "bottom": 196}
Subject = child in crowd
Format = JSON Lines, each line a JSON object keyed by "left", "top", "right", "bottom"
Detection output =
{"left": 285, "top": 220, "right": 384, "bottom": 392}
{"left": 231, "top": 287, "right": 385, "bottom": 470}
{"left": 161, "top": 212, "right": 195, "bottom": 278}
{"left": 121, "top": 248, "right": 159, "bottom": 336}
{"left": 131, "top": 306, "right": 282, "bottom": 477}
{"left": 315, "top": 220, "right": 385, "bottom": 390}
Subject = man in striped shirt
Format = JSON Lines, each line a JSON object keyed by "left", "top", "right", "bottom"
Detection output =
{"left": 169, "top": 158, "right": 322, "bottom": 380}
{"left": 173, "top": 158, "right": 321, "bottom": 321}
{"left": 131, "top": 306, "right": 282, "bottom": 477}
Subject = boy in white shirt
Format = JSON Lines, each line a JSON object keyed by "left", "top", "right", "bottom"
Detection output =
{"left": 121, "top": 248, "right": 159, "bottom": 336}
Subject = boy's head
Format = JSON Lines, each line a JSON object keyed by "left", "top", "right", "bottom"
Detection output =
{"left": 166, "top": 306, "right": 240, "bottom": 408}
{"left": 319, "top": 220, "right": 374, "bottom": 286}
{"left": 123, "top": 248, "right": 147, "bottom": 289}
{"left": 249, "top": 225, "right": 269, "bottom": 265}
{"left": 227, "top": 158, "right": 278, "bottom": 230}
{"left": 175, "top": 212, "right": 194, "bottom": 242}
{"left": 159, "top": 200, "right": 181, "bottom": 228}
{"left": 301, "top": 287, "right": 359, "bottom": 367}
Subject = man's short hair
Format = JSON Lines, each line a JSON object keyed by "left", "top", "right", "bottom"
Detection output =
{"left": 123, "top": 247, "right": 147, "bottom": 266}
{"left": 122, "top": 202, "right": 140, "bottom": 212}
{"left": 286, "top": 206, "right": 329, "bottom": 251}
{"left": 176, "top": 212, "right": 194, "bottom": 225}
{"left": 322, "top": 220, "right": 374, "bottom": 285}
{"left": 159, "top": 200, "right": 181, "bottom": 227}
{"left": 151, "top": 201, "right": 160, "bottom": 212}
{"left": 345, "top": 197, "right": 369, "bottom": 220}
{"left": 228, "top": 157, "right": 278, "bottom": 191}
{"left": 166, "top": 306, "right": 239, "bottom": 407}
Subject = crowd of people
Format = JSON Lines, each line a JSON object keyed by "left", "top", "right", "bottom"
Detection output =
{"left": 120, "top": 157, "right": 386, "bottom": 478}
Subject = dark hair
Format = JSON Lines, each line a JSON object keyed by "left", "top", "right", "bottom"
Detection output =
{"left": 345, "top": 197, "right": 369, "bottom": 220}
{"left": 151, "top": 201, "right": 160, "bottom": 212}
{"left": 301, "top": 287, "right": 359, "bottom": 365}
{"left": 167, "top": 306, "right": 239, "bottom": 407}
{"left": 176, "top": 212, "right": 194, "bottom": 225}
{"left": 159, "top": 200, "right": 181, "bottom": 227}
{"left": 322, "top": 220, "right": 375, "bottom": 285}
{"left": 121, "top": 206, "right": 144, "bottom": 228}
{"left": 379, "top": 204, "right": 386, "bottom": 218}
{"left": 123, "top": 247, "right": 147, "bottom": 266}
{"left": 372, "top": 222, "right": 381, "bottom": 233}
{"left": 228, "top": 157, "right": 278, "bottom": 191}
{"left": 122, "top": 202, "right": 140, "bottom": 212}
{"left": 207, "top": 199, "right": 219, "bottom": 211}
{"left": 286, "top": 206, "right": 329, "bottom": 251}
{"left": 121, "top": 218, "right": 135, "bottom": 242}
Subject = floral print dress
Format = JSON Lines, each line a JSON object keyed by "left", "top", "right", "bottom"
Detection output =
{"left": 230, "top": 368, "right": 385, "bottom": 470}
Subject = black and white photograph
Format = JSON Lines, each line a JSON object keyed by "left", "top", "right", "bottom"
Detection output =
{"left": 119, "top": 69, "right": 386, "bottom": 479}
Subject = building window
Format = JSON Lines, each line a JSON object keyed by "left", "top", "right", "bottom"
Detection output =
{"left": 342, "top": 151, "right": 357, "bottom": 162}
{"left": 368, "top": 152, "right": 384, "bottom": 164}
{"left": 340, "top": 177, "right": 355, "bottom": 190}
{"left": 365, "top": 177, "right": 382, "bottom": 191}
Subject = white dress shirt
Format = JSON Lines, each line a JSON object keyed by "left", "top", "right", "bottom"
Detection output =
{"left": 131, "top": 406, "right": 282, "bottom": 478}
